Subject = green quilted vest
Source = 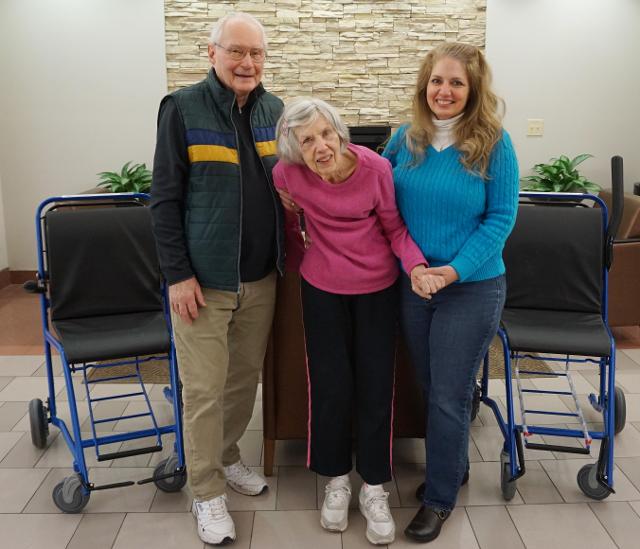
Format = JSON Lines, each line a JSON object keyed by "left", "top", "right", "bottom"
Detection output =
{"left": 170, "top": 70, "right": 284, "bottom": 290}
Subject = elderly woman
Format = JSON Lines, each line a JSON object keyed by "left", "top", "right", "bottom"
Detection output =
{"left": 273, "top": 97, "right": 444, "bottom": 545}
{"left": 383, "top": 43, "right": 519, "bottom": 543}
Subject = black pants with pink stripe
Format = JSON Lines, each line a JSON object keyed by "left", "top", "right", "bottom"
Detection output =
{"left": 301, "top": 277, "right": 397, "bottom": 485}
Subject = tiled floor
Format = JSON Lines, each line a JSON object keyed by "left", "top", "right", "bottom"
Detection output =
{"left": 1, "top": 284, "right": 640, "bottom": 548}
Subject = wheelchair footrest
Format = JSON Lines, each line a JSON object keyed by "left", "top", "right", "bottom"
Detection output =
{"left": 525, "top": 442, "right": 590, "bottom": 455}
{"left": 97, "top": 444, "right": 162, "bottom": 462}
{"left": 90, "top": 480, "right": 136, "bottom": 491}
{"left": 137, "top": 468, "right": 185, "bottom": 485}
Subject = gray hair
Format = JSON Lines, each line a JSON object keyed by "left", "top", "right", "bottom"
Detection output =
{"left": 208, "top": 12, "right": 268, "bottom": 49}
{"left": 276, "top": 97, "right": 350, "bottom": 164}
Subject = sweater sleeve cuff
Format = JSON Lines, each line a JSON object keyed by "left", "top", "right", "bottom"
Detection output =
{"left": 402, "top": 254, "right": 429, "bottom": 275}
{"left": 449, "top": 256, "right": 475, "bottom": 282}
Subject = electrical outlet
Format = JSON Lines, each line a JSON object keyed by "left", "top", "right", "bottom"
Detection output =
{"left": 527, "top": 119, "right": 544, "bottom": 136}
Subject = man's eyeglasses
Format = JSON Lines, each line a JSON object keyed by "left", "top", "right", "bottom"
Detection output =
{"left": 214, "top": 43, "right": 266, "bottom": 62}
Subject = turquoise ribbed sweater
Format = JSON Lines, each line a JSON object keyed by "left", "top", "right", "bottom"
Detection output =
{"left": 382, "top": 125, "right": 519, "bottom": 282}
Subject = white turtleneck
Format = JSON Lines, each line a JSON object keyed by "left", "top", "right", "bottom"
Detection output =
{"left": 431, "top": 112, "right": 464, "bottom": 151}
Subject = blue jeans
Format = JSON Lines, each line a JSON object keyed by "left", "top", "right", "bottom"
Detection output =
{"left": 400, "top": 273, "right": 506, "bottom": 511}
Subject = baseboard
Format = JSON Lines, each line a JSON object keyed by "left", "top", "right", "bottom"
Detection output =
{"left": 9, "top": 270, "right": 37, "bottom": 285}
{"left": 0, "top": 268, "right": 9, "bottom": 290}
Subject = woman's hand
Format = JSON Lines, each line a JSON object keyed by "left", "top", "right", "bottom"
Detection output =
{"left": 276, "top": 188, "right": 301, "bottom": 213}
{"left": 410, "top": 264, "right": 446, "bottom": 299}
{"left": 424, "top": 265, "right": 459, "bottom": 287}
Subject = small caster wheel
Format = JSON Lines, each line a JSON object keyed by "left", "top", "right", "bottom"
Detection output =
{"left": 614, "top": 386, "right": 626, "bottom": 435}
{"left": 52, "top": 474, "right": 90, "bottom": 513}
{"left": 470, "top": 383, "right": 481, "bottom": 422}
{"left": 28, "top": 398, "right": 49, "bottom": 449}
{"left": 153, "top": 454, "right": 187, "bottom": 493}
{"left": 577, "top": 463, "right": 611, "bottom": 500}
{"left": 500, "top": 450, "right": 517, "bottom": 501}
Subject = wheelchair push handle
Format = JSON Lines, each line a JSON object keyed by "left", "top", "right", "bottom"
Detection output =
{"left": 605, "top": 155, "right": 624, "bottom": 270}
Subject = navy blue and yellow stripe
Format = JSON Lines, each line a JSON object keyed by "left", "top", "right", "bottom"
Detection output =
{"left": 186, "top": 129, "right": 238, "bottom": 164}
{"left": 186, "top": 127, "right": 277, "bottom": 164}
{"left": 253, "top": 126, "right": 277, "bottom": 158}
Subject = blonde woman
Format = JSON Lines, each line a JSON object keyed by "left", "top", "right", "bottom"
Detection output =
{"left": 382, "top": 43, "right": 519, "bottom": 543}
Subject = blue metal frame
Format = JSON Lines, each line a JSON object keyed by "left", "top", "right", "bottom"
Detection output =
{"left": 480, "top": 192, "right": 616, "bottom": 493}
{"left": 32, "top": 193, "right": 185, "bottom": 494}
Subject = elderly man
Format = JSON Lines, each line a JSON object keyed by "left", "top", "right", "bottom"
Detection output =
{"left": 151, "top": 12, "right": 283, "bottom": 545}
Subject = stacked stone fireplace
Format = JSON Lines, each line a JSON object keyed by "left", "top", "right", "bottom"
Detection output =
{"left": 164, "top": 0, "right": 487, "bottom": 127}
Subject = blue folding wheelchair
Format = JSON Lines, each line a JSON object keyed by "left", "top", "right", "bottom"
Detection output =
{"left": 480, "top": 156, "right": 627, "bottom": 500}
{"left": 24, "top": 193, "right": 186, "bottom": 512}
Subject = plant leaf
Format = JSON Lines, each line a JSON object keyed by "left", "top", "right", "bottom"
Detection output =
{"left": 570, "top": 153, "right": 593, "bottom": 170}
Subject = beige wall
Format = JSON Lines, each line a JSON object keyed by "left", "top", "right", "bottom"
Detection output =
{"left": 0, "top": 172, "right": 7, "bottom": 271}
{"left": 0, "top": 0, "right": 167, "bottom": 270}
{"left": 486, "top": 0, "right": 640, "bottom": 192}
{"left": 165, "top": 0, "right": 487, "bottom": 125}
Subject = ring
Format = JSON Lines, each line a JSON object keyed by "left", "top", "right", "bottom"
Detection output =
{"left": 290, "top": 201, "right": 295, "bottom": 207}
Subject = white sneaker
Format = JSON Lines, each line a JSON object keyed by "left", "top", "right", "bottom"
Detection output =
{"left": 320, "top": 475, "right": 352, "bottom": 532}
{"left": 358, "top": 484, "right": 395, "bottom": 544}
{"left": 191, "top": 495, "right": 236, "bottom": 545}
{"left": 224, "top": 460, "right": 268, "bottom": 496}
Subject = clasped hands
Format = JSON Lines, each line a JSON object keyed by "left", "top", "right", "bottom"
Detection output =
{"left": 410, "top": 264, "right": 458, "bottom": 300}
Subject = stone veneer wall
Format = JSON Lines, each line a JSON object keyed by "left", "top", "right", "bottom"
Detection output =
{"left": 165, "top": 0, "right": 486, "bottom": 125}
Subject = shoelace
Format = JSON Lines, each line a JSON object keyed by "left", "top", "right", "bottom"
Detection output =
{"left": 227, "top": 462, "right": 253, "bottom": 481}
{"left": 196, "top": 497, "right": 228, "bottom": 521}
{"left": 325, "top": 484, "right": 351, "bottom": 507}
{"left": 364, "top": 491, "right": 391, "bottom": 521}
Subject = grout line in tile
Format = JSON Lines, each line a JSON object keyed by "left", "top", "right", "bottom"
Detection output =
{"left": 611, "top": 463, "right": 637, "bottom": 495}
{"left": 628, "top": 501, "right": 640, "bottom": 520}
{"left": 65, "top": 509, "right": 85, "bottom": 549}
{"left": 504, "top": 503, "right": 528, "bottom": 548}
{"left": 537, "top": 459, "right": 571, "bottom": 504}
{"left": 586, "top": 501, "right": 621, "bottom": 549}
{"left": 464, "top": 506, "right": 482, "bottom": 549}
{"left": 249, "top": 510, "right": 256, "bottom": 549}
{"left": 108, "top": 511, "right": 127, "bottom": 549}
{"left": 21, "top": 465, "right": 54, "bottom": 513}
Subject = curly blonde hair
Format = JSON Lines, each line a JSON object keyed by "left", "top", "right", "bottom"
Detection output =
{"left": 406, "top": 42, "right": 504, "bottom": 178}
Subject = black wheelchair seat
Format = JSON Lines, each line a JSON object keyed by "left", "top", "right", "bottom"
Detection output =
{"left": 500, "top": 308, "right": 611, "bottom": 357}
{"left": 53, "top": 310, "right": 170, "bottom": 363}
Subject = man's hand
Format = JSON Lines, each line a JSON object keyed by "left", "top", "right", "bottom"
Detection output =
{"left": 276, "top": 188, "right": 301, "bottom": 213}
{"left": 169, "top": 277, "right": 206, "bottom": 325}
{"left": 410, "top": 264, "right": 446, "bottom": 299}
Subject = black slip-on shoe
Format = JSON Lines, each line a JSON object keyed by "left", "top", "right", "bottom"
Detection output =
{"left": 404, "top": 505, "right": 451, "bottom": 543}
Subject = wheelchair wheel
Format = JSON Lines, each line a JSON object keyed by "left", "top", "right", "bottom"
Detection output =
{"left": 153, "top": 455, "right": 187, "bottom": 493}
{"left": 614, "top": 386, "right": 626, "bottom": 435}
{"left": 500, "top": 450, "right": 517, "bottom": 501}
{"left": 28, "top": 398, "right": 49, "bottom": 449}
{"left": 52, "top": 474, "right": 90, "bottom": 513}
{"left": 577, "top": 463, "right": 610, "bottom": 500}
{"left": 470, "top": 383, "right": 481, "bottom": 422}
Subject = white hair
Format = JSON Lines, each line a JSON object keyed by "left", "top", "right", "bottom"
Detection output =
{"left": 208, "top": 12, "right": 268, "bottom": 49}
{"left": 276, "top": 97, "right": 350, "bottom": 164}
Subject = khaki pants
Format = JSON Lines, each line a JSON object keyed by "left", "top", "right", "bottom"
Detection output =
{"left": 172, "top": 271, "right": 276, "bottom": 500}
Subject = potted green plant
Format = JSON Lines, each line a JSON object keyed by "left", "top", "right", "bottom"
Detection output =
{"left": 521, "top": 154, "right": 601, "bottom": 194}
{"left": 97, "top": 161, "right": 152, "bottom": 193}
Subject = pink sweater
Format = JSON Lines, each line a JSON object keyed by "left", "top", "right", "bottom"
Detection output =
{"left": 273, "top": 144, "right": 427, "bottom": 294}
